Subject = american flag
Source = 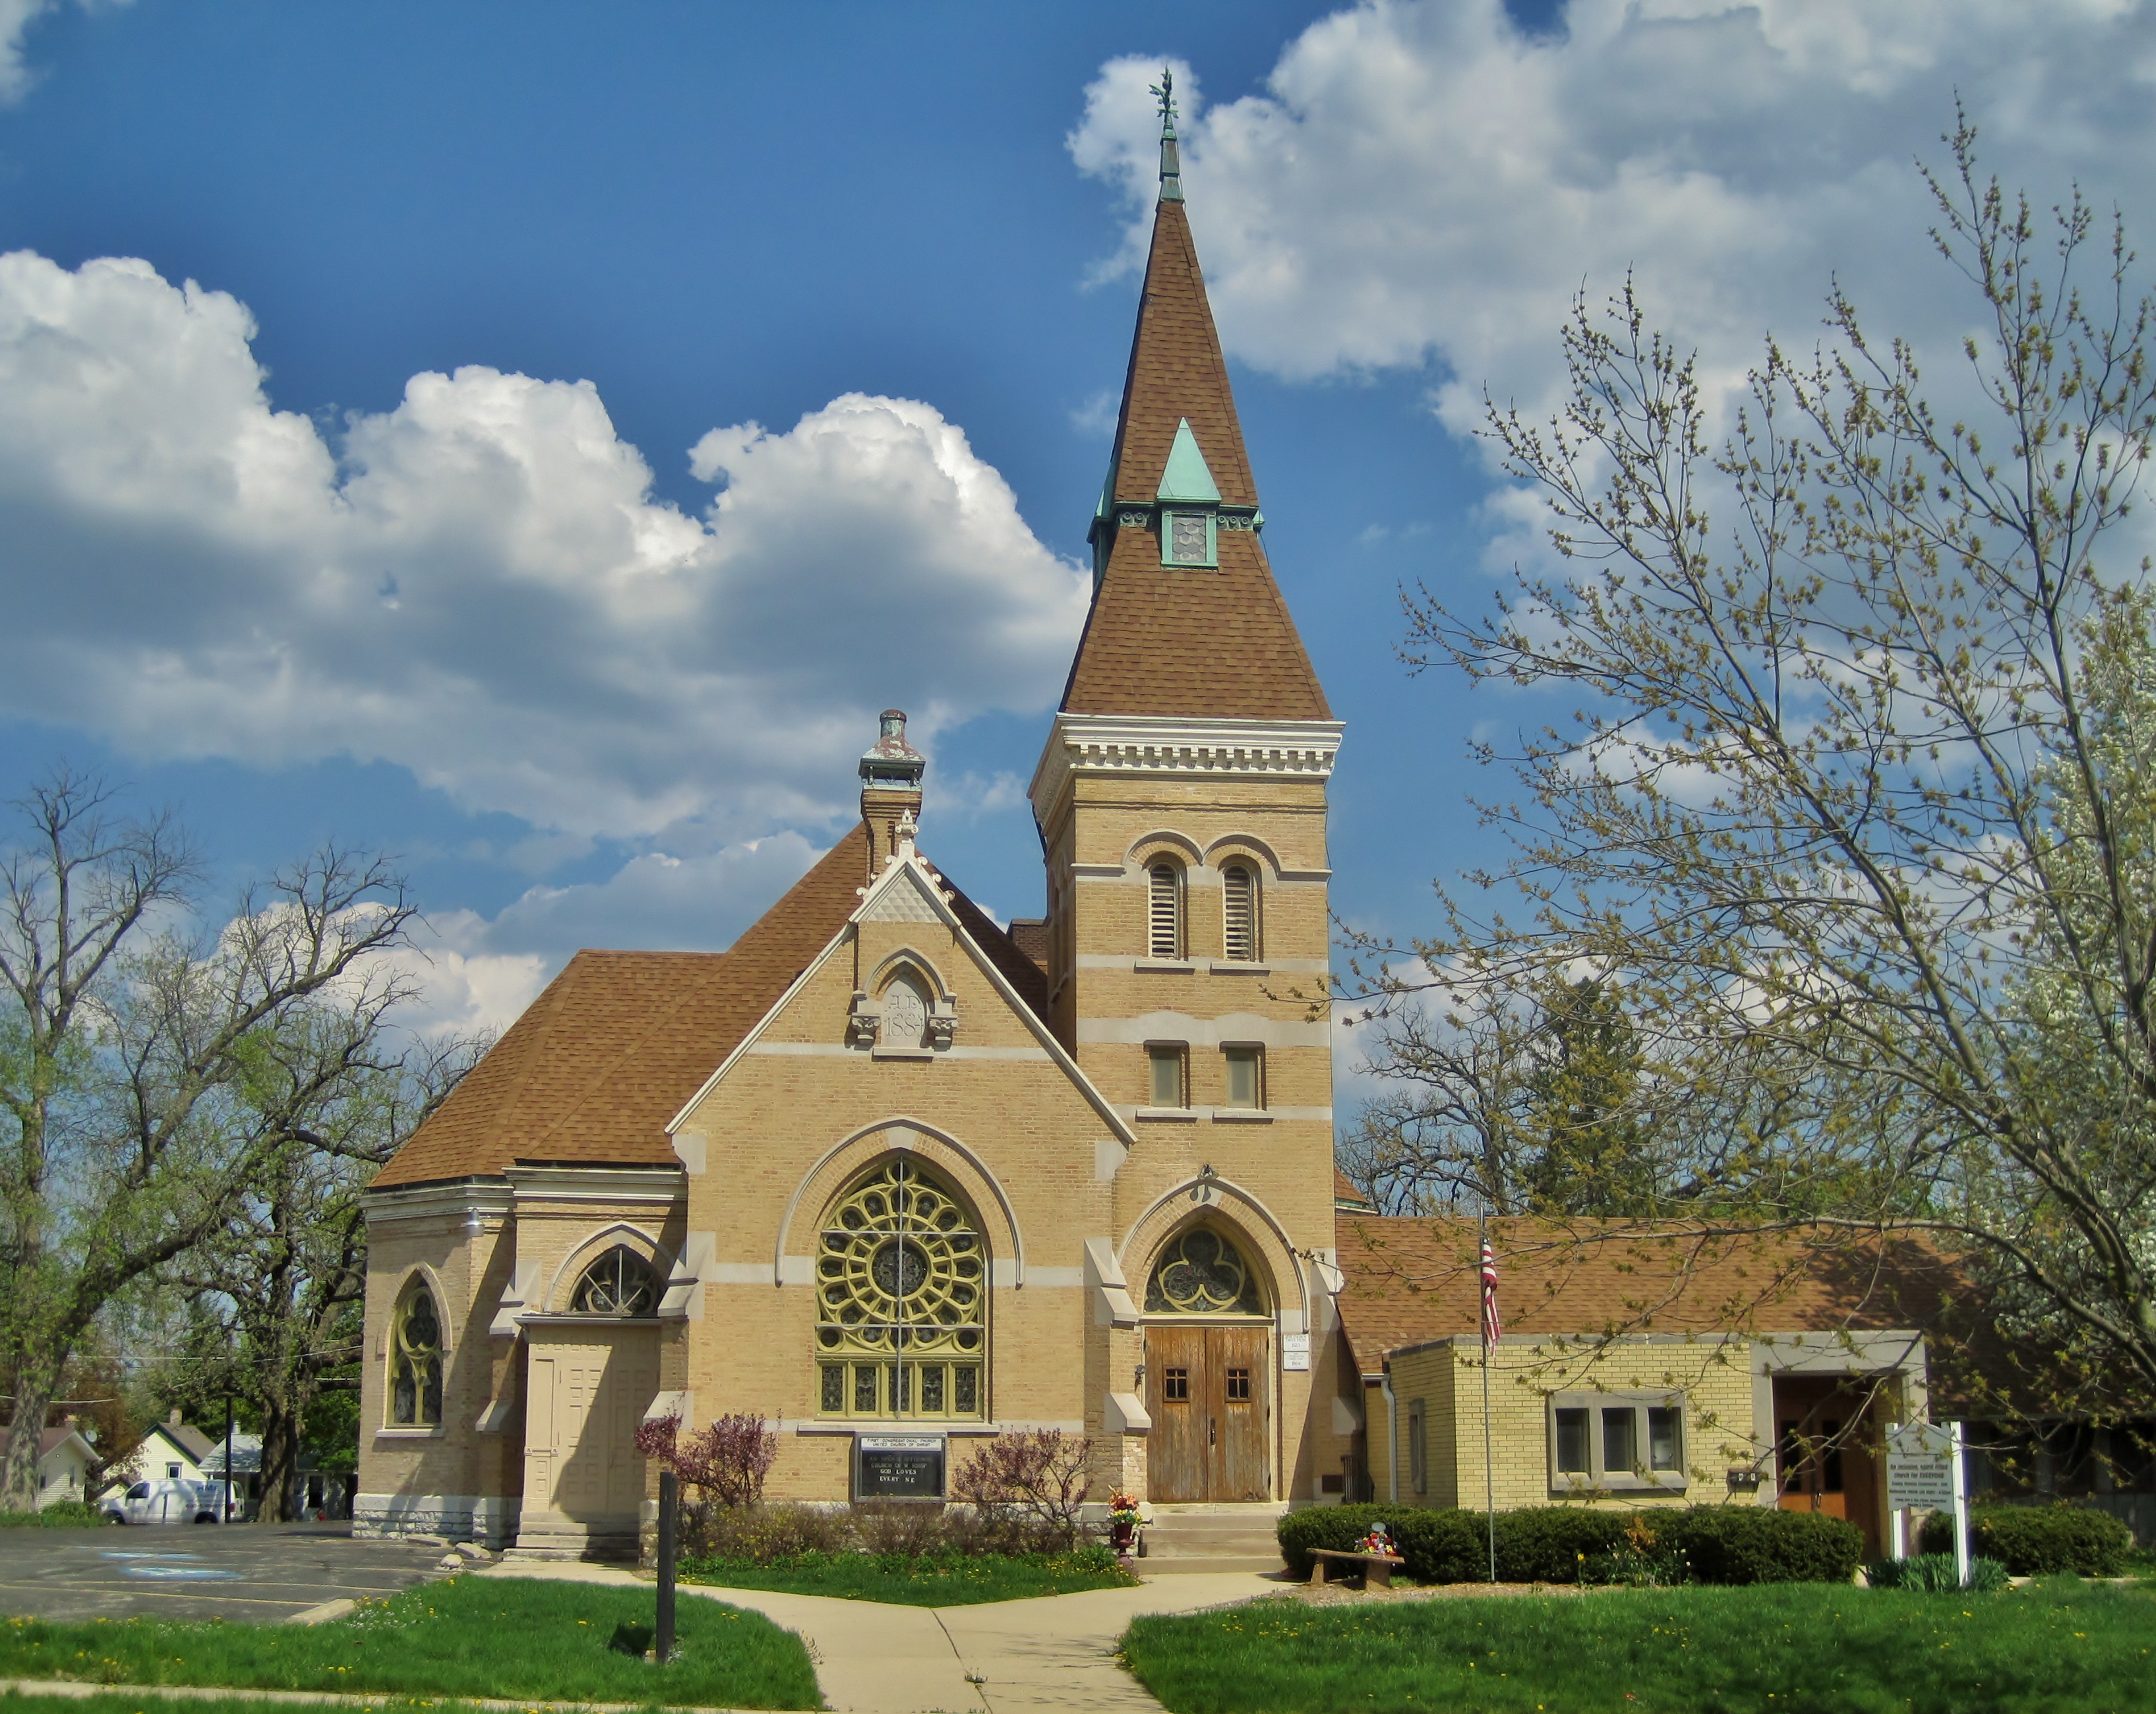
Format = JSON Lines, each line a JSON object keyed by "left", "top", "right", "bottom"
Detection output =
{"left": 1480, "top": 1235, "right": 1502, "bottom": 1350}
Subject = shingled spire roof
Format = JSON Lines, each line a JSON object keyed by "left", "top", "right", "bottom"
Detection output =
{"left": 1061, "top": 73, "right": 1330, "bottom": 721}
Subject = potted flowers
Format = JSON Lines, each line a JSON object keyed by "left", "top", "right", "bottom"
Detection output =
{"left": 1108, "top": 1491, "right": 1143, "bottom": 1557}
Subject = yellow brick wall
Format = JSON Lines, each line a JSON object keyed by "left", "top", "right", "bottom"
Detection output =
{"left": 1385, "top": 1336, "right": 1761, "bottom": 1515}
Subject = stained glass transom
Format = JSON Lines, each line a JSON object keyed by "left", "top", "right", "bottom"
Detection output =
{"left": 1145, "top": 1227, "right": 1263, "bottom": 1315}
{"left": 570, "top": 1245, "right": 657, "bottom": 1315}
{"left": 815, "top": 1157, "right": 985, "bottom": 1419}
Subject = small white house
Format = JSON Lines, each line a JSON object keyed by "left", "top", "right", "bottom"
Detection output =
{"left": 36, "top": 1425, "right": 96, "bottom": 1508}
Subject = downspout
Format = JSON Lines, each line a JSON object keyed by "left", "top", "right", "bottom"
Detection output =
{"left": 1379, "top": 1363, "right": 1399, "bottom": 1504}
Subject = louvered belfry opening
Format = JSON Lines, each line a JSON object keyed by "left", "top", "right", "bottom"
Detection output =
{"left": 1148, "top": 861, "right": 1183, "bottom": 959}
{"left": 1222, "top": 862, "right": 1257, "bottom": 962}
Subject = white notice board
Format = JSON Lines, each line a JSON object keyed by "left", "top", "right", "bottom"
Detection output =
{"left": 1885, "top": 1423, "right": 1957, "bottom": 1511}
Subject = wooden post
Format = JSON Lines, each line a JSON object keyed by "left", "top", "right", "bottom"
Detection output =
{"left": 655, "top": 1470, "right": 677, "bottom": 1664}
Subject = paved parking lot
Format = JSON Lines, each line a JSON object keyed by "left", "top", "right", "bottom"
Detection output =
{"left": 0, "top": 1522, "right": 453, "bottom": 1623}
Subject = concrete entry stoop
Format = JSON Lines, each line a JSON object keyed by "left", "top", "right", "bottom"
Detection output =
{"left": 1139, "top": 1502, "right": 1287, "bottom": 1574}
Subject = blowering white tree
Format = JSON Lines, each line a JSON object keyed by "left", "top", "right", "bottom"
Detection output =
{"left": 1352, "top": 118, "right": 2156, "bottom": 1417}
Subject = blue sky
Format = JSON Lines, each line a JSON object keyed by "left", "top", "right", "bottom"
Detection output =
{"left": 1, "top": 0, "right": 2151, "bottom": 1082}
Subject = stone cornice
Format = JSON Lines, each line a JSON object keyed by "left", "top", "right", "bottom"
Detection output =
{"left": 363, "top": 1175, "right": 514, "bottom": 1225}
{"left": 1030, "top": 713, "right": 1345, "bottom": 825}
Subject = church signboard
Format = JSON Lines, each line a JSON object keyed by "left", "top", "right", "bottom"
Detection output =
{"left": 855, "top": 1433, "right": 945, "bottom": 1500}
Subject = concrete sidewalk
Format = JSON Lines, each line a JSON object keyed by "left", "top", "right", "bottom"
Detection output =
{"left": 473, "top": 1561, "right": 1282, "bottom": 1714}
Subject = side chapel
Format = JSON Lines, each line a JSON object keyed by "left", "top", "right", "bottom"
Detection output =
{"left": 355, "top": 97, "right": 1356, "bottom": 1553}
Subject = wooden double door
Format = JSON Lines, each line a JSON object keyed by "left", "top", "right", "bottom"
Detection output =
{"left": 1146, "top": 1325, "right": 1271, "bottom": 1502}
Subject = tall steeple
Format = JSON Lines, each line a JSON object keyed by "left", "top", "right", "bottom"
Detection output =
{"left": 1062, "top": 73, "right": 1331, "bottom": 722}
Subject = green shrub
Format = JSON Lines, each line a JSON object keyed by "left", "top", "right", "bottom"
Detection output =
{"left": 1493, "top": 1506, "right": 1631, "bottom": 1581}
{"left": 0, "top": 1500, "right": 108, "bottom": 1527}
{"left": 1646, "top": 1504, "right": 1863, "bottom": 1584}
{"left": 1278, "top": 1504, "right": 1632, "bottom": 1585}
{"left": 1916, "top": 1504, "right": 2133, "bottom": 1576}
{"left": 1866, "top": 1551, "right": 2010, "bottom": 1592}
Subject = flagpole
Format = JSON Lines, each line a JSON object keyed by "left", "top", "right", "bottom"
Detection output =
{"left": 1480, "top": 1213, "right": 1496, "bottom": 1584}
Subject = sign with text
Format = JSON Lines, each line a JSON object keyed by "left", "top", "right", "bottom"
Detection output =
{"left": 1885, "top": 1423, "right": 1958, "bottom": 1511}
{"left": 1282, "top": 1334, "right": 1310, "bottom": 1372}
{"left": 856, "top": 1433, "right": 945, "bottom": 1500}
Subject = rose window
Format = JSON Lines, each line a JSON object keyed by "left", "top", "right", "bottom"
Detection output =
{"left": 815, "top": 1157, "right": 985, "bottom": 1419}
{"left": 1145, "top": 1227, "right": 1263, "bottom": 1315}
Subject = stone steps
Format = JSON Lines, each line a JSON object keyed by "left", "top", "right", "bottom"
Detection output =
{"left": 1138, "top": 1505, "right": 1285, "bottom": 1575}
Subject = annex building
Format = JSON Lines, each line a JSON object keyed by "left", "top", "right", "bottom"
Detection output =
{"left": 356, "top": 107, "right": 1355, "bottom": 1554}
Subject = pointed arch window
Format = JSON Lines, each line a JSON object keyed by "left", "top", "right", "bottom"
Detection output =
{"left": 1221, "top": 862, "right": 1260, "bottom": 962}
{"left": 1148, "top": 861, "right": 1183, "bottom": 959}
{"left": 814, "top": 1157, "right": 986, "bottom": 1420}
{"left": 389, "top": 1281, "right": 443, "bottom": 1427}
{"left": 570, "top": 1246, "right": 658, "bottom": 1315}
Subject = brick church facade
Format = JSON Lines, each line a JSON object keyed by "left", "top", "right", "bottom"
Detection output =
{"left": 355, "top": 108, "right": 1358, "bottom": 1553}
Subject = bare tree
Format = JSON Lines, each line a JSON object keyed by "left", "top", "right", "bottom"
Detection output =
{"left": 0, "top": 771, "right": 420, "bottom": 1508}
{"left": 1352, "top": 117, "right": 2156, "bottom": 1416}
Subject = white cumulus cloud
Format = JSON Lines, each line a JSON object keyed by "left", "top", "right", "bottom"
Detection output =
{"left": 0, "top": 251, "right": 1091, "bottom": 844}
{"left": 1073, "top": 1, "right": 2156, "bottom": 436}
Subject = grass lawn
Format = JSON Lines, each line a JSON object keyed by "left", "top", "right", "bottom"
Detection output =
{"left": 680, "top": 1548, "right": 1139, "bottom": 1607}
{"left": 1120, "top": 1578, "right": 2156, "bottom": 1714}
{"left": 0, "top": 1574, "right": 819, "bottom": 1710}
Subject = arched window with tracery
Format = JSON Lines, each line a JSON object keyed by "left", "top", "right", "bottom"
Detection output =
{"left": 569, "top": 1245, "right": 658, "bottom": 1315}
{"left": 814, "top": 1157, "right": 986, "bottom": 1419}
{"left": 1220, "top": 861, "right": 1260, "bottom": 962}
{"left": 389, "top": 1280, "right": 443, "bottom": 1427}
{"left": 1145, "top": 1227, "right": 1265, "bottom": 1315}
{"left": 1147, "top": 861, "right": 1183, "bottom": 959}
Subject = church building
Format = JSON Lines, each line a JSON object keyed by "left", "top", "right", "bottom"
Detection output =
{"left": 355, "top": 97, "right": 1356, "bottom": 1554}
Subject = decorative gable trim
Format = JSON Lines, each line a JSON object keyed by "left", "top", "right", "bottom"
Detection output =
{"left": 665, "top": 848, "right": 1139, "bottom": 1155}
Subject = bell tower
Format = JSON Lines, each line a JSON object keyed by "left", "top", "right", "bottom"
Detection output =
{"left": 1029, "top": 71, "right": 1344, "bottom": 1499}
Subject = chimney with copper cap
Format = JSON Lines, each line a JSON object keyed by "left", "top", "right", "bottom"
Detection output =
{"left": 859, "top": 709, "right": 924, "bottom": 875}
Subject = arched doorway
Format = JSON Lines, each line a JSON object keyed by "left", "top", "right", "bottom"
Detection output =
{"left": 1142, "top": 1226, "right": 1271, "bottom": 1502}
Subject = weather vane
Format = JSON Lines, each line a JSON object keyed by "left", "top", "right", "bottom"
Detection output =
{"left": 1149, "top": 67, "right": 1177, "bottom": 132}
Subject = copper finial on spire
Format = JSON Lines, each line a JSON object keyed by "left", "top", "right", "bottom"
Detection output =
{"left": 1150, "top": 67, "right": 1183, "bottom": 204}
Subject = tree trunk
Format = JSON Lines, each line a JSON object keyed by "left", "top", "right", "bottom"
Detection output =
{"left": 3, "top": 1362, "right": 58, "bottom": 1511}
{"left": 258, "top": 1398, "right": 303, "bottom": 1522}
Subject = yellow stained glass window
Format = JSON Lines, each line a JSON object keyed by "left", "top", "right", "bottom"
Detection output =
{"left": 814, "top": 1158, "right": 984, "bottom": 1419}
{"left": 390, "top": 1282, "right": 442, "bottom": 1427}
{"left": 1145, "top": 1227, "right": 1263, "bottom": 1315}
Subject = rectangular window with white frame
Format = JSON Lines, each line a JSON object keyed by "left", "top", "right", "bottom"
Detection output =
{"left": 1547, "top": 1392, "right": 1687, "bottom": 1492}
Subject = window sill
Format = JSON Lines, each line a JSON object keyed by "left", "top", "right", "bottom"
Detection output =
{"left": 373, "top": 1427, "right": 446, "bottom": 1440}
{"left": 1212, "top": 1109, "right": 1273, "bottom": 1123}
{"left": 1550, "top": 1475, "right": 1687, "bottom": 1495}
{"left": 1135, "top": 1107, "right": 1199, "bottom": 1122}
{"left": 1209, "top": 961, "right": 1271, "bottom": 975}
{"left": 1134, "top": 959, "right": 1195, "bottom": 973}
{"left": 796, "top": 1421, "right": 993, "bottom": 1435}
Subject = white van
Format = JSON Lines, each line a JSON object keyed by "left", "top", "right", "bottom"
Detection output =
{"left": 103, "top": 1479, "right": 222, "bottom": 1525}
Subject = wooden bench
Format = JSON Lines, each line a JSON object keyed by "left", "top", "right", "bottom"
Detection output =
{"left": 1308, "top": 1547, "right": 1407, "bottom": 1589}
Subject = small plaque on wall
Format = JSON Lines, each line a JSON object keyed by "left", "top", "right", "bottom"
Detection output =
{"left": 1282, "top": 1334, "right": 1311, "bottom": 1372}
{"left": 856, "top": 1433, "right": 945, "bottom": 1499}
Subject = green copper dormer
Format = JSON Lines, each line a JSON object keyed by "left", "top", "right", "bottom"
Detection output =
{"left": 1156, "top": 419, "right": 1220, "bottom": 504}
{"left": 1157, "top": 417, "right": 1220, "bottom": 567}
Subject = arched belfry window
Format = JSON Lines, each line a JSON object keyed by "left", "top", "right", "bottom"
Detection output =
{"left": 815, "top": 1158, "right": 986, "bottom": 1419}
{"left": 1148, "top": 861, "right": 1183, "bottom": 959}
{"left": 1221, "top": 862, "right": 1259, "bottom": 962}
{"left": 570, "top": 1246, "right": 658, "bottom": 1315}
{"left": 389, "top": 1280, "right": 443, "bottom": 1427}
{"left": 1145, "top": 1227, "right": 1265, "bottom": 1315}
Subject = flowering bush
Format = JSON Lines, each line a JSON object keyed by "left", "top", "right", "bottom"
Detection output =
{"left": 952, "top": 1429, "right": 1093, "bottom": 1552}
{"left": 634, "top": 1410, "right": 780, "bottom": 1551}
